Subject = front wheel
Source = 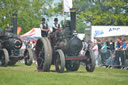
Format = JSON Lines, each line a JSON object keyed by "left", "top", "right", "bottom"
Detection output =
{"left": 24, "top": 48, "right": 33, "bottom": 66}
{"left": 85, "top": 50, "right": 95, "bottom": 72}
{"left": 55, "top": 49, "right": 65, "bottom": 73}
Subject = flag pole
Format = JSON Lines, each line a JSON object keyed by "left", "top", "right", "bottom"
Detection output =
{"left": 62, "top": 0, "right": 65, "bottom": 25}
{"left": 63, "top": 0, "right": 73, "bottom": 25}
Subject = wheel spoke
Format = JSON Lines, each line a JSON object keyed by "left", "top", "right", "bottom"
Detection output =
{"left": 37, "top": 57, "right": 44, "bottom": 69}
{"left": 37, "top": 48, "right": 45, "bottom": 69}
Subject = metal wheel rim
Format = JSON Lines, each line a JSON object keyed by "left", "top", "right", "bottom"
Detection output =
{"left": 36, "top": 39, "right": 45, "bottom": 71}
{"left": 24, "top": 48, "right": 33, "bottom": 66}
{"left": 85, "top": 50, "right": 95, "bottom": 72}
{"left": 55, "top": 49, "right": 65, "bottom": 73}
{"left": 35, "top": 37, "right": 52, "bottom": 72}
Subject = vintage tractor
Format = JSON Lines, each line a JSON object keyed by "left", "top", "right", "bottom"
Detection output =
{"left": 0, "top": 14, "right": 33, "bottom": 66}
{"left": 35, "top": 8, "right": 95, "bottom": 73}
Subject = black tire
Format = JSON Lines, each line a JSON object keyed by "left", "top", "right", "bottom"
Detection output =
{"left": 65, "top": 60, "right": 80, "bottom": 71}
{"left": 24, "top": 48, "right": 33, "bottom": 66}
{"left": 85, "top": 50, "right": 95, "bottom": 72}
{"left": 55, "top": 49, "right": 65, "bottom": 73}
{"left": 44, "top": 37, "right": 52, "bottom": 71}
{"left": 35, "top": 37, "right": 52, "bottom": 72}
{"left": 0, "top": 48, "right": 9, "bottom": 66}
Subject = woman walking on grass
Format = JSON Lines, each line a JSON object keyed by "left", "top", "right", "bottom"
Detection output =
{"left": 92, "top": 42, "right": 99, "bottom": 67}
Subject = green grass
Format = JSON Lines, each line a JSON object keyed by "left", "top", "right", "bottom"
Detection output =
{"left": 0, "top": 63, "right": 128, "bottom": 85}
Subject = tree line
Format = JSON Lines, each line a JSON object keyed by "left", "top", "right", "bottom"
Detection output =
{"left": 0, "top": 0, "right": 128, "bottom": 34}
{"left": 0, "top": 0, "right": 54, "bottom": 34}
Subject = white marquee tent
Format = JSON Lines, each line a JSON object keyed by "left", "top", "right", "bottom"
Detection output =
{"left": 91, "top": 26, "right": 128, "bottom": 41}
{"left": 21, "top": 28, "right": 41, "bottom": 38}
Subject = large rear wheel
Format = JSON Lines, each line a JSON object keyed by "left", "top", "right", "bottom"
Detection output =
{"left": 35, "top": 37, "right": 52, "bottom": 72}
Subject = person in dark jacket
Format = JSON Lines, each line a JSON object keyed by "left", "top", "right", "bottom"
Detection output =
{"left": 110, "top": 40, "right": 115, "bottom": 53}
{"left": 114, "top": 39, "right": 121, "bottom": 67}
{"left": 40, "top": 18, "right": 50, "bottom": 37}
{"left": 52, "top": 18, "right": 61, "bottom": 32}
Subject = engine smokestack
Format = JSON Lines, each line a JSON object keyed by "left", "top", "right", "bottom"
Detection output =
{"left": 70, "top": 8, "right": 76, "bottom": 32}
{"left": 12, "top": 13, "right": 17, "bottom": 35}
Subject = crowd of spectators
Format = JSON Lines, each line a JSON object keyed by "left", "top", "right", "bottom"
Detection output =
{"left": 82, "top": 38, "right": 128, "bottom": 69}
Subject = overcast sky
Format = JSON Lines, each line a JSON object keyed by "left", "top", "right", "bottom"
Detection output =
{"left": 54, "top": 0, "right": 61, "bottom": 3}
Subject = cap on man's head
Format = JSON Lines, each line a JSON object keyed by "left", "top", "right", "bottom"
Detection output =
{"left": 54, "top": 18, "right": 58, "bottom": 21}
{"left": 42, "top": 18, "right": 45, "bottom": 21}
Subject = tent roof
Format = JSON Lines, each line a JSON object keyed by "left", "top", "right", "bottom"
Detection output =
{"left": 21, "top": 28, "right": 41, "bottom": 38}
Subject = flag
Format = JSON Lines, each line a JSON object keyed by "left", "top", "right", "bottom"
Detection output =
{"left": 64, "top": 0, "right": 72, "bottom": 12}
{"left": 17, "top": 26, "right": 22, "bottom": 35}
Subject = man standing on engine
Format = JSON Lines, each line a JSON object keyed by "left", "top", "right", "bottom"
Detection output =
{"left": 52, "top": 18, "right": 61, "bottom": 32}
{"left": 40, "top": 18, "right": 50, "bottom": 37}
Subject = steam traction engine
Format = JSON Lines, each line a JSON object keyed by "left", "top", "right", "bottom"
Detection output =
{"left": 0, "top": 14, "right": 33, "bottom": 66}
{"left": 35, "top": 9, "right": 95, "bottom": 72}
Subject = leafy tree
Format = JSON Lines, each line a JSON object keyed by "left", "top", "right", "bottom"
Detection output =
{"left": 76, "top": 19, "right": 86, "bottom": 33}
{"left": 77, "top": 0, "right": 128, "bottom": 26}
{"left": 0, "top": 0, "right": 54, "bottom": 34}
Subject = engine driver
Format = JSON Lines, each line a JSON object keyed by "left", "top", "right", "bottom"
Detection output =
{"left": 40, "top": 18, "right": 50, "bottom": 37}
{"left": 52, "top": 18, "right": 61, "bottom": 32}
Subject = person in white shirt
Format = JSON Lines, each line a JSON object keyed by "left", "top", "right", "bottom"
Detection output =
{"left": 40, "top": 18, "right": 50, "bottom": 37}
{"left": 52, "top": 18, "right": 61, "bottom": 32}
{"left": 92, "top": 43, "right": 99, "bottom": 67}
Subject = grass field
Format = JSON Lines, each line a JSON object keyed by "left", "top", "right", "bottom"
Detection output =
{"left": 0, "top": 63, "right": 128, "bottom": 85}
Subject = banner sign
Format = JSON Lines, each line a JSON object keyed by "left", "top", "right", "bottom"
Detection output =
{"left": 91, "top": 26, "right": 128, "bottom": 41}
